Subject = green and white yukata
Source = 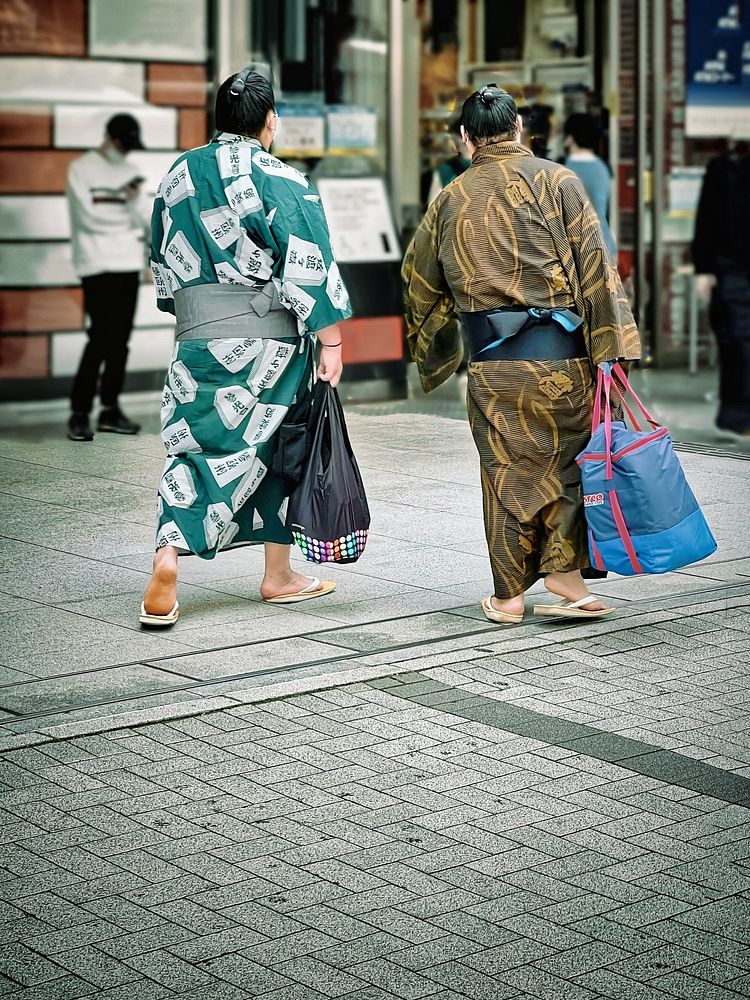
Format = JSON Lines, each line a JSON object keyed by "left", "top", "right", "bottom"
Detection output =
{"left": 150, "top": 132, "right": 352, "bottom": 559}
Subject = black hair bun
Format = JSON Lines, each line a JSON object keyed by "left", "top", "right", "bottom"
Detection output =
{"left": 480, "top": 85, "right": 499, "bottom": 105}
{"left": 230, "top": 68, "right": 251, "bottom": 98}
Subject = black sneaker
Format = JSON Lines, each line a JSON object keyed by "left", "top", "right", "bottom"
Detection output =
{"left": 716, "top": 424, "right": 750, "bottom": 442}
{"left": 67, "top": 412, "right": 94, "bottom": 442}
{"left": 97, "top": 407, "right": 141, "bottom": 435}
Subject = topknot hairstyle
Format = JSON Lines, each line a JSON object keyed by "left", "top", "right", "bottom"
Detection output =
{"left": 461, "top": 85, "right": 519, "bottom": 145}
{"left": 215, "top": 68, "right": 275, "bottom": 136}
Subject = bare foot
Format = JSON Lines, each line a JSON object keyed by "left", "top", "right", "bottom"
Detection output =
{"left": 544, "top": 570, "right": 609, "bottom": 612}
{"left": 488, "top": 595, "right": 524, "bottom": 616}
{"left": 143, "top": 546, "right": 178, "bottom": 615}
{"left": 260, "top": 569, "right": 322, "bottom": 601}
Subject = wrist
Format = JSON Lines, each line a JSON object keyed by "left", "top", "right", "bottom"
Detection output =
{"left": 320, "top": 341, "right": 342, "bottom": 348}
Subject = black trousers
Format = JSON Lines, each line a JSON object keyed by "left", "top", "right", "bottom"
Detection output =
{"left": 711, "top": 268, "right": 750, "bottom": 432}
{"left": 70, "top": 271, "right": 140, "bottom": 414}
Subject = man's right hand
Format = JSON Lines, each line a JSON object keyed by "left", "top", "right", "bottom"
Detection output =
{"left": 317, "top": 346, "right": 343, "bottom": 388}
{"left": 695, "top": 273, "right": 716, "bottom": 305}
{"left": 122, "top": 180, "right": 142, "bottom": 201}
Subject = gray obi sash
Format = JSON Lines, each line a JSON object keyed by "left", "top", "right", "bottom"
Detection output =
{"left": 174, "top": 282, "right": 298, "bottom": 341}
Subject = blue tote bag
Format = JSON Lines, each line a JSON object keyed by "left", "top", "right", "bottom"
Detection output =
{"left": 577, "top": 362, "right": 716, "bottom": 576}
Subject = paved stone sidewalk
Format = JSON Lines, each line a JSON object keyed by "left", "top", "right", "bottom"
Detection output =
{"left": 0, "top": 409, "right": 748, "bottom": 728}
{"left": 1, "top": 590, "right": 749, "bottom": 999}
{"left": 1, "top": 409, "right": 750, "bottom": 998}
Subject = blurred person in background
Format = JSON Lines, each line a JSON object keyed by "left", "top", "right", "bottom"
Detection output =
{"left": 562, "top": 112, "right": 617, "bottom": 260}
{"left": 519, "top": 102, "right": 554, "bottom": 159}
{"left": 692, "top": 143, "right": 750, "bottom": 440}
{"left": 66, "top": 114, "right": 148, "bottom": 442}
{"left": 140, "top": 69, "right": 351, "bottom": 628}
{"left": 403, "top": 86, "right": 640, "bottom": 625}
{"left": 425, "top": 115, "right": 471, "bottom": 208}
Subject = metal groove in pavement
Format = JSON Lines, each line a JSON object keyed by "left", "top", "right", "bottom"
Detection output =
{"left": 0, "top": 578, "right": 746, "bottom": 723}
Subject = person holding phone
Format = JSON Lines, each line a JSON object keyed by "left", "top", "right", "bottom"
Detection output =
{"left": 66, "top": 113, "right": 149, "bottom": 441}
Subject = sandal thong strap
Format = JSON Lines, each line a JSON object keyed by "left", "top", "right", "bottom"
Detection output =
{"left": 299, "top": 577, "right": 321, "bottom": 595}
{"left": 558, "top": 595, "right": 600, "bottom": 609}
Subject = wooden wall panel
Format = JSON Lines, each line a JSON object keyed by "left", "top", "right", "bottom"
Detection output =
{"left": 178, "top": 109, "right": 208, "bottom": 151}
{"left": 0, "top": 0, "right": 85, "bottom": 56}
{"left": 148, "top": 64, "right": 207, "bottom": 108}
{"left": 0, "top": 151, "right": 80, "bottom": 193}
{"left": 0, "top": 288, "right": 83, "bottom": 333}
{"left": 0, "top": 334, "right": 49, "bottom": 378}
{"left": 0, "top": 106, "right": 52, "bottom": 148}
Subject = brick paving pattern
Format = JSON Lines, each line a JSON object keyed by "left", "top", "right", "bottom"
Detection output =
{"left": 1, "top": 597, "right": 749, "bottom": 998}
{"left": 1, "top": 411, "right": 749, "bottom": 997}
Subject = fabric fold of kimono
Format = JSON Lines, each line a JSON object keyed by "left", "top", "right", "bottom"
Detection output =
{"left": 157, "top": 285, "right": 313, "bottom": 558}
{"left": 468, "top": 359, "right": 596, "bottom": 598}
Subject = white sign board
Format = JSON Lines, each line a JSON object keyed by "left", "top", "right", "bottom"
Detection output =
{"left": 54, "top": 104, "right": 177, "bottom": 150}
{"left": 326, "top": 106, "right": 378, "bottom": 152}
{"left": 315, "top": 177, "right": 400, "bottom": 264}
{"left": 274, "top": 106, "right": 326, "bottom": 158}
{"left": 668, "top": 167, "right": 705, "bottom": 217}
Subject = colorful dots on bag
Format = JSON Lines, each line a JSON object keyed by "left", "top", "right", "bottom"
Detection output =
{"left": 292, "top": 528, "right": 368, "bottom": 564}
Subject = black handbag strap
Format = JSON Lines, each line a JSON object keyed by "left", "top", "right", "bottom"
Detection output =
{"left": 327, "top": 383, "right": 355, "bottom": 455}
{"left": 309, "top": 380, "right": 355, "bottom": 453}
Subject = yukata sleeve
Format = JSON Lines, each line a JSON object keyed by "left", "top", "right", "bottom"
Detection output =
{"left": 267, "top": 178, "right": 352, "bottom": 333}
{"left": 402, "top": 199, "right": 461, "bottom": 392}
{"left": 558, "top": 173, "right": 640, "bottom": 365}
{"left": 149, "top": 188, "right": 175, "bottom": 316}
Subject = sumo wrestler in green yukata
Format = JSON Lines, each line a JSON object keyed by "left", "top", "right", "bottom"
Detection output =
{"left": 140, "top": 69, "right": 351, "bottom": 627}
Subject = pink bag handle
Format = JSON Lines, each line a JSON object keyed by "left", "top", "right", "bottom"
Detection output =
{"left": 611, "top": 362, "right": 661, "bottom": 429}
{"left": 592, "top": 366, "right": 604, "bottom": 431}
{"left": 592, "top": 361, "right": 662, "bottom": 447}
{"left": 602, "top": 365, "right": 613, "bottom": 480}
{"left": 609, "top": 380, "right": 643, "bottom": 431}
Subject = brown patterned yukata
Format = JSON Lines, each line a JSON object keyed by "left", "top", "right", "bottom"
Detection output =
{"left": 402, "top": 141, "right": 641, "bottom": 599}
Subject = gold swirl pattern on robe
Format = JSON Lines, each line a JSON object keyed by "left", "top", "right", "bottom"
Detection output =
{"left": 403, "top": 141, "right": 640, "bottom": 393}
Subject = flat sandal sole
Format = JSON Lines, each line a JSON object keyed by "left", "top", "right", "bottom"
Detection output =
{"left": 264, "top": 582, "right": 336, "bottom": 604}
{"left": 139, "top": 601, "right": 179, "bottom": 628}
{"left": 532, "top": 604, "right": 615, "bottom": 619}
{"left": 481, "top": 598, "right": 524, "bottom": 625}
{"left": 139, "top": 612, "right": 179, "bottom": 628}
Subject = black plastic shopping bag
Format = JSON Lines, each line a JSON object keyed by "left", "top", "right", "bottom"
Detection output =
{"left": 271, "top": 393, "right": 313, "bottom": 489}
{"left": 287, "top": 380, "right": 370, "bottom": 564}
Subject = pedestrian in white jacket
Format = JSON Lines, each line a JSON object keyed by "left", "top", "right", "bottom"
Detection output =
{"left": 66, "top": 113, "right": 149, "bottom": 442}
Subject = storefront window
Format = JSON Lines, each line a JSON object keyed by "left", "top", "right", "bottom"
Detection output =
{"left": 484, "top": 0, "right": 525, "bottom": 63}
{"left": 232, "top": 0, "right": 389, "bottom": 175}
